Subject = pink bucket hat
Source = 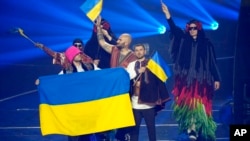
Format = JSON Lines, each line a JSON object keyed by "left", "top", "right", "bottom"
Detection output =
{"left": 65, "top": 46, "right": 82, "bottom": 63}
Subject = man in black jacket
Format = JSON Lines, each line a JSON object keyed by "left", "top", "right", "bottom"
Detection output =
{"left": 126, "top": 43, "right": 171, "bottom": 141}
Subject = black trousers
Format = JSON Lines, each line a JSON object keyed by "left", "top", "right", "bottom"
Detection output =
{"left": 130, "top": 108, "right": 156, "bottom": 141}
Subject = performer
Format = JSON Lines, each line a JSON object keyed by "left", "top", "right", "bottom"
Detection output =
{"left": 95, "top": 16, "right": 136, "bottom": 69}
{"left": 63, "top": 46, "right": 98, "bottom": 141}
{"left": 126, "top": 44, "right": 170, "bottom": 141}
{"left": 59, "top": 45, "right": 99, "bottom": 74}
{"left": 95, "top": 15, "right": 137, "bottom": 141}
{"left": 161, "top": 1, "right": 221, "bottom": 141}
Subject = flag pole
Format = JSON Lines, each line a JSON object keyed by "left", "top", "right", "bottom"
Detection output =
{"left": 17, "top": 28, "right": 36, "bottom": 44}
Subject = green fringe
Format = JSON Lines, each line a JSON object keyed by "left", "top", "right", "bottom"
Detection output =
{"left": 172, "top": 101, "right": 217, "bottom": 140}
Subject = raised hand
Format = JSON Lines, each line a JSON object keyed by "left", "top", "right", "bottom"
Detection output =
{"left": 214, "top": 81, "right": 220, "bottom": 91}
{"left": 35, "top": 42, "right": 44, "bottom": 49}
{"left": 161, "top": 1, "right": 171, "bottom": 19}
{"left": 95, "top": 15, "right": 102, "bottom": 27}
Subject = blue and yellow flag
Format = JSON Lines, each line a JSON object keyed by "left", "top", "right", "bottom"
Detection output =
{"left": 146, "top": 51, "right": 172, "bottom": 82}
{"left": 38, "top": 68, "right": 135, "bottom": 136}
{"left": 80, "top": 0, "right": 103, "bottom": 22}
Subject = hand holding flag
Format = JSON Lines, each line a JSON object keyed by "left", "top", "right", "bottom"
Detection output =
{"left": 133, "top": 51, "right": 171, "bottom": 85}
{"left": 95, "top": 15, "right": 102, "bottom": 27}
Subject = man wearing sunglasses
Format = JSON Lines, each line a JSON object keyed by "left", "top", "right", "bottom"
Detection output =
{"left": 161, "top": 1, "right": 221, "bottom": 141}
{"left": 73, "top": 39, "right": 84, "bottom": 50}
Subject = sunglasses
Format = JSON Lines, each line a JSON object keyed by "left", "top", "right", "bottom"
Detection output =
{"left": 74, "top": 43, "right": 82, "bottom": 48}
{"left": 188, "top": 27, "right": 198, "bottom": 31}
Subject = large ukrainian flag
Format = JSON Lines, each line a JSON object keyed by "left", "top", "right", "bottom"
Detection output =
{"left": 38, "top": 68, "right": 135, "bottom": 136}
{"left": 80, "top": 0, "right": 103, "bottom": 22}
{"left": 146, "top": 51, "right": 172, "bottom": 82}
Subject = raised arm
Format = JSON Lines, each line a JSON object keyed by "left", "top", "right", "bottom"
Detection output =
{"left": 161, "top": 1, "right": 183, "bottom": 37}
{"left": 34, "top": 43, "right": 62, "bottom": 61}
{"left": 161, "top": 1, "right": 171, "bottom": 19}
{"left": 95, "top": 16, "right": 114, "bottom": 54}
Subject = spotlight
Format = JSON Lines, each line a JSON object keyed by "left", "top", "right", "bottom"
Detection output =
{"left": 211, "top": 22, "right": 219, "bottom": 30}
{"left": 158, "top": 25, "right": 166, "bottom": 34}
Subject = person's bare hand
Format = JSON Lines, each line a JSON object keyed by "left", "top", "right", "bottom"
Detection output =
{"left": 95, "top": 16, "right": 102, "bottom": 26}
{"left": 93, "top": 59, "right": 100, "bottom": 66}
{"left": 161, "top": 1, "right": 171, "bottom": 19}
{"left": 101, "top": 29, "right": 108, "bottom": 36}
{"left": 35, "top": 43, "right": 44, "bottom": 49}
{"left": 139, "top": 67, "right": 146, "bottom": 73}
{"left": 35, "top": 79, "right": 40, "bottom": 85}
{"left": 214, "top": 81, "right": 220, "bottom": 91}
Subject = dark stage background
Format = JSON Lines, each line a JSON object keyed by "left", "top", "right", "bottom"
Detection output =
{"left": 0, "top": 0, "right": 239, "bottom": 102}
{"left": 0, "top": 0, "right": 249, "bottom": 140}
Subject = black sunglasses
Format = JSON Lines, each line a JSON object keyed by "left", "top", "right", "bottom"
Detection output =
{"left": 188, "top": 27, "right": 198, "bottom": 31}
{"left": 74, "top": 44, "right": 82, "bottom": 48}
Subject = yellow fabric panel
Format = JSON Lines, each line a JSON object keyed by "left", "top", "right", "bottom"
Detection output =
{"left": 40, "top": 93, "right": 135, "bottom": 136}
{"left": 147, "top": 59, "right": 168, "bottom": 82}
{"left": 86, "top": 0, "right": 102, "bottom": 21}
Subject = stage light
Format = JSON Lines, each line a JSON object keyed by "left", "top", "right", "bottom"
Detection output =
{"left": 211, "top": 22, "right": 219, "bottom": 30}
{"left": 101, "top": 1, "right": 163, "bottom": 38}
{"left": 158, "top": 25, "right": 166, "bottom": 34}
